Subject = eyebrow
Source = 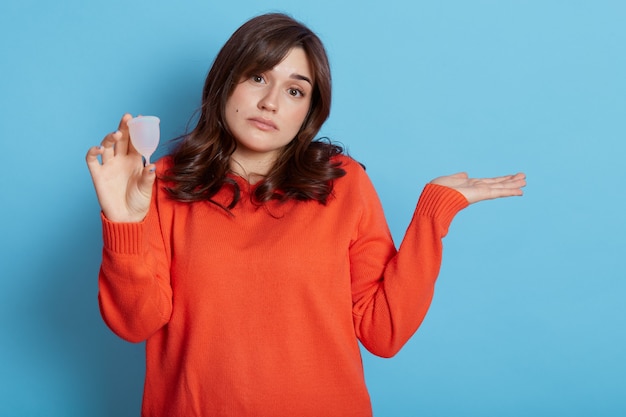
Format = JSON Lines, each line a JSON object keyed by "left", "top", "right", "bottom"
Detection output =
{"left": 291, "top": 73, "right": 313, "bottom": 85}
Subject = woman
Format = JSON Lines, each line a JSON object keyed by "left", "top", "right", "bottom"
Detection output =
{"left": 86, "top": 12, "right": 525, "bottom": 417}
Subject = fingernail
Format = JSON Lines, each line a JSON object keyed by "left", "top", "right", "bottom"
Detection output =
{"left": 97, "top": 145, "right": 103, "bottom": 150}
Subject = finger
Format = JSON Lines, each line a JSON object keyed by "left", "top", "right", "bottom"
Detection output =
{"left": 475, "top": 175, "right": 517, "bottom": 183}
{"left": 492, "top": 187, "right": 524, "bottom": 197}
{"left": 474, "top": 173, "right": 526, "bottom": 185}
{"left": 86, "top": 145, "right": 104, "bottom": 170}
{"left": 100, "top": 130, "right": 120, "bottom": 163}
{"left": 494, "top": 174, "right": 527, "bottom": 189}
{"left": 501, "top": 172, "right": 526, "bottom": 182}
{"left": 494, "top": 172, "right": 526, "bottom": 183}
{"left": 99, "top": 130, "right": 117, "bottom": 148}
{"left": 127, "top": 133, "right": 140, "bottom": 156}
{"left": 114, "top": 113, "right": 134, "bottom": 156}
{"left": 489, "top": 180, "right": 527, "bottom": 198}
{"left": 483, "top": 181, "right": 526, "bottom": 193}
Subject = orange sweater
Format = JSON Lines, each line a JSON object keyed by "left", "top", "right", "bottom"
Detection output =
{"left": 98, "top": 155, "right": 468, "bottom": 417}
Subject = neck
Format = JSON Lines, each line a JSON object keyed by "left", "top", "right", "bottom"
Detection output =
{"left": 229, "top": 152, "right": 278, "bottom": 184}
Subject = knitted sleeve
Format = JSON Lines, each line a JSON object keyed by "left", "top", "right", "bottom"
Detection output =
{"left": 349, "top": 166, "right": 469, "bottom": 357}
{"left": 97, "top": 162, "right": 173, "bottom": 343}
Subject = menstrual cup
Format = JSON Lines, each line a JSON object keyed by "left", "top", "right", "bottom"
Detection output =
{"left": 128, "top": 116, "right": 160, "bottom": 164}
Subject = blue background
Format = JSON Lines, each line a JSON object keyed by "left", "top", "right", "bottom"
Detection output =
{"left": 1, "top": 0, "right": 624, "bottom": 416}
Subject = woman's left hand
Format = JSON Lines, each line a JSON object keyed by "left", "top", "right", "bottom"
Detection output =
{"left": 430, "top": 172, "right": 526, "bottom": 204}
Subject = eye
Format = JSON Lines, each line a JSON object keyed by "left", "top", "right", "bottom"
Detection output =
{"left": 251, "top": 75, "right": 265, "bottom": 84}
{"left": 288, "top": 88, "right": 305, "bottom": 97}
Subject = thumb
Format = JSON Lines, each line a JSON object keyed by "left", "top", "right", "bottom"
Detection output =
{"left": 138, "top": 163, "right": 157, "bottom": 195}
{"left": 450, "top": 172, "right": 469, "bottom": 179}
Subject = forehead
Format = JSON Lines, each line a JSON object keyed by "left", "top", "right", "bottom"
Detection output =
{"left": 272, "top": 47, "right": 314, "bottom": 82}
{"left": 242, "top": 47, "right": 312, "bottom": 78}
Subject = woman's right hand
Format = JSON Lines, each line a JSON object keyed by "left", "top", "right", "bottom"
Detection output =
{"left": 86, "top": 114, "right": 157, "bottom": 223}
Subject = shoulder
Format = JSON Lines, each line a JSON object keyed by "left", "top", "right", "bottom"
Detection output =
{"left": 331, "top": 154, "right": 379, "bottom": 201}
{"left": 333, "top": 154, "right": 366, "bottom": 177}
{"left": 334, "top": 154, "right": 370, "bottom": 183}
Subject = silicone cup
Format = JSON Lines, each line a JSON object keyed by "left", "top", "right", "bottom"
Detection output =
{"left": 127, "top": 116, "right": 160, "bottom": 165}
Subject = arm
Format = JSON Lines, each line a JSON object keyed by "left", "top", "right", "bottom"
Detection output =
{"left": 351, "top": 169, "right": 526, "bottom": 357}
{"left": 87, "top": 115, "right": 172, "bottom": 342}
{"left": 351, "top": 182, "right": 468, "bottom": 357}
{"left": 97, "top": 183, "right": 174, "bottom": 343}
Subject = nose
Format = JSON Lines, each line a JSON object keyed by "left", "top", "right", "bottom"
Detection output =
{"left": 258, "top": 86, "right": 279, "bottom": 112}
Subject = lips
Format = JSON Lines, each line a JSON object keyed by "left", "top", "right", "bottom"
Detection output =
{"left": 249, "top": 117, "right": 278, "bottom": 131}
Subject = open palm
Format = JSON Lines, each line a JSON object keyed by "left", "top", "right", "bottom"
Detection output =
{"left": 430, "top": 172, "right": 526, "bottom": 204}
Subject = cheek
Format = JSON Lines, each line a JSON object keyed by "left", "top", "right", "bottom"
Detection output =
{"left": 296, "top": 105, "right": 311, "bottom": 129}
{"left": 292, "top": 99, "right": 311, "bottom": 123}
{"left": 225, "top": 85, "right": 246, "bottom": 112}
{"left": 224, "top": 95, "right": 242, "bottom": 126}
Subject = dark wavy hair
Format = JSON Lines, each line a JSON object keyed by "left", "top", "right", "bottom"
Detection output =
{"left": 164, "top": 13, "right": 346, "bottom": 209}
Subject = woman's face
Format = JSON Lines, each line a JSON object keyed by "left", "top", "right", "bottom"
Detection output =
{"left": 225, "top": 47, "right": 313, "bottom": 169}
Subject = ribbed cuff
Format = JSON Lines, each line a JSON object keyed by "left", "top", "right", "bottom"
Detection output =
{"left": 101, "top": 212, "right": 144, "bottom": 255}
{"left": 415, "top": 184, "right": 469, "bottom": 228}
